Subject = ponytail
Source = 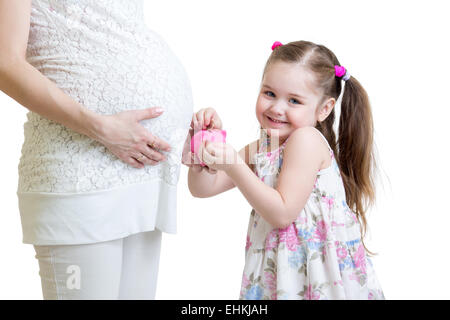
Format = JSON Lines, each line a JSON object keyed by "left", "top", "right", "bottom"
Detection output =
{"left": 338, "top": 76, "right": 377, "bottom": 256}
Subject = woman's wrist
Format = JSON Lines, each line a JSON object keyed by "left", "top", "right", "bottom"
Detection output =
{"left": 79, "top": 107, "right": 106, "bottom": 142}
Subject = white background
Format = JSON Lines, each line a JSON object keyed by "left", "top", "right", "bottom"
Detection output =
{"left": 1, "top": 0, "right": 449, "bottom": 299}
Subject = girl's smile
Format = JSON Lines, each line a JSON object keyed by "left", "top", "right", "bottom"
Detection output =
{"left": 265, "top": 114, "right": 289, "bottom": 126}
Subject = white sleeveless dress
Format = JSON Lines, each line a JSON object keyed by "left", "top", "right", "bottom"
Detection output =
{"left": 239, "top": 129, "right": 385, "bottom": 300}
{"left": 17, "top": 0, "right": 193, "bottom": 245}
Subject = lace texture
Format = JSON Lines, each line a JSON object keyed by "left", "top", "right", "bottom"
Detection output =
{"left": 18, "top": 0, "right": 193, "bottom": 193}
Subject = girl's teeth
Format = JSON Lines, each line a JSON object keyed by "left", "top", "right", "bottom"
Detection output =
{"left": 270, "top": 117, "right": 284, "bottom": 123}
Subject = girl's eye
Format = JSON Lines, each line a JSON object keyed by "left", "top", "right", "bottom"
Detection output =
{"left": 265, "top": 91, "right": 275, "bottom": 97}
{"left": 289, "top": 98, "right": 301, "bottom": 105}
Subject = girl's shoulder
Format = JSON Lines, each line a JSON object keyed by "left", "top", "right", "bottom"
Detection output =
{"left": 283, "top": 127, "right": 332, "bottom": 172}
{"left": 288, "top": 127, "right": 331, "bottom": 149}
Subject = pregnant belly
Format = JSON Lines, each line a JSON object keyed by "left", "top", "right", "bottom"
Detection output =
{"left": 42, "top": 37, "right": 194, "bottom": 152}
{"left": 23, "top": 19, "right": 193, "bottom": 192}
{"left": 29, "top": 25, "right": 193, "bottom": 130}
{"left": 90, "top": 44, "right": 192, "bottom": 126}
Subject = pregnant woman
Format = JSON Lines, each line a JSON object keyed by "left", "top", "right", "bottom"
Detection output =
{"left": 0, "top": 0, "right": 192, "bottom": 299}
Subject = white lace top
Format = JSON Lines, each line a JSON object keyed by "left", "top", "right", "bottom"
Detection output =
{"left": 17, "top": 0, "right": 193, "bottom": 245}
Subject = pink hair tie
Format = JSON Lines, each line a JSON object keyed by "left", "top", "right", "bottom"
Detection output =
{"left": 271, "top": 41, "right": 283, "bottom": 50}
{"left": 334, "top": 65, "right": 351, "bottom": 81}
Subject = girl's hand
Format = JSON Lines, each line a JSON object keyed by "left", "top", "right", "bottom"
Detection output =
{"left": 181, "top": 118, "right": 217, "bottom": 174}
{"left": 197, "top": 141, "right": 245, "bottom": 172}
{"left": 192, "top": 107, "right": 223, "bottom": 131}
{"left": 181, "top": 108, "right": 223, "bottom": 174}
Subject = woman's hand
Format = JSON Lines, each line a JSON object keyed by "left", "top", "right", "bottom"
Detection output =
{"left": 197, "top": 141, "right": 245, "bottom": 172}
{"left": 95, "top": 107, "right": 171, "bottom": 169}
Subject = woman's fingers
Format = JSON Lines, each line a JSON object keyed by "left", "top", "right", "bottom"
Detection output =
{"left": 146, "top": 133, "right": 171, "bottom": 152}
{"left": 98, "top": 109, "right": 177, "bottom": 169}
{"left": 128, "top": 157, "right": 145, "bottom": 169}
{"left": 134, "top": 155, "right": 158, "bottom": 167}
{"left": 134, "top": 107, "right": 164, "bottom": 121}
{"left": 138, "top": 145, "right": 167, "bottom": 164}
{"left": 130, "top": 133, "right": 171, "bottom": 167}
{"left": 129, "top": 107, "right": 171, "bottom": 151}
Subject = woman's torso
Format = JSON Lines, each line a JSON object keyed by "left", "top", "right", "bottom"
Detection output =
{"left": 19, "top": 0, "right": 193, "bottom": 193}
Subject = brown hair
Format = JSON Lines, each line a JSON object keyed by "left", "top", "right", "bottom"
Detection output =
{"left": 264, "top": 40, "right": 377, "bottom": 255}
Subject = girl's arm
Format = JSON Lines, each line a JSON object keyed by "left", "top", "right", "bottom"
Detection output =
{"left": 188, "top": 139, "right": 259, "bottom": 198}
{"left": 226, "top": 127, "right": 327, "bottom": 228}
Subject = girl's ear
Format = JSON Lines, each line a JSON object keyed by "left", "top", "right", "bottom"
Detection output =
{"left": 317, "top": 98, "right": 336, "bottom": 123}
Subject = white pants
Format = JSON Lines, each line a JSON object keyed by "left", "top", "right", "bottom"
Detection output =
{"left": 33, "top": 230, "right": 162, "bottom": 300}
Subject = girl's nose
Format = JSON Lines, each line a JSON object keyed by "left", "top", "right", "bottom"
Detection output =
{"left": 269, "top": 101, "right": 285, "bottom": 115}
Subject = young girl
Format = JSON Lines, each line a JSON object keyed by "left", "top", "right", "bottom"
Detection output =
{"left": 183, "top": 40, "right": 385, "bottom": 300}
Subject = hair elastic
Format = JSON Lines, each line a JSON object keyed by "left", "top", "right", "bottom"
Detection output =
{"left": 271, "top": 41, "right": 283, "bottom": 50}
{"left": 335, "top": 65, "right": 351, "bottom": 81}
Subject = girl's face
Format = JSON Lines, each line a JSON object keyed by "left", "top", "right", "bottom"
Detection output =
{"left": 255, "top": 61, "right": 334, "bottom": 143}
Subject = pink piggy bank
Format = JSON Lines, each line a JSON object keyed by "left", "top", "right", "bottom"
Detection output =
{"left": 190, "top": 129, "right": 227, "bottom": 167}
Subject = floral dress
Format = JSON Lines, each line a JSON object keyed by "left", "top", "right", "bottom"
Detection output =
{"left": 239, "top": 129, "right": 385, "bottom": 300}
